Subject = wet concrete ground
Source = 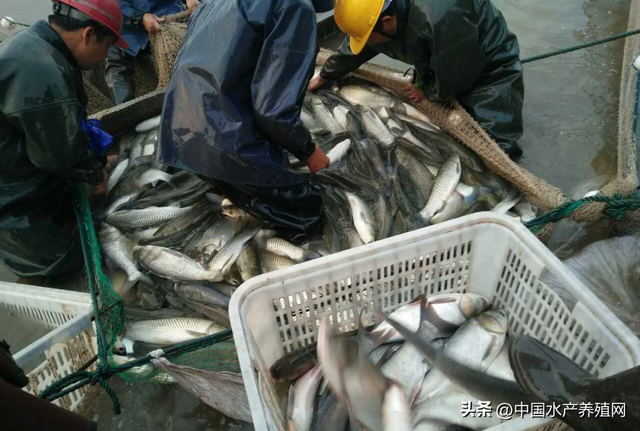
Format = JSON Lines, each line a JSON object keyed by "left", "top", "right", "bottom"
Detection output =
{"left": 0, "top": 0, "right": 634, "bottom": 429}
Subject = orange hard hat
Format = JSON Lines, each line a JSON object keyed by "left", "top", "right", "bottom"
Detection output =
{"left": 52, "top": 0, "right": 129, "bottom": 49}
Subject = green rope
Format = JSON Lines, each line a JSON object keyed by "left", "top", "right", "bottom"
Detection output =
{"left": 37, "top": 184, "right": 235, "bottom": 413}
{"left": 522, "top": 28, "right": 640, "bottom": 64}
{"left": 524, "top": 190, "right": 640, "bottom": 233}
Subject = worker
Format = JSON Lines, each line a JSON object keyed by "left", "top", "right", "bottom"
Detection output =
{"left": 309, "top": 0, "right": 525, "bottom": 158}
{"left": 155, "top": 0, "right": 335, "bottom": 237}
{"left": 104, "top": 0, "right": 199, "bottom": 105}
{"left": 0, "top": 0, "right": 126, "bottom": 281}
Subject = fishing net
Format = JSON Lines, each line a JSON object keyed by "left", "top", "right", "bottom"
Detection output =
{"left": 149, "top": 10, "right": 192, "bottom": 89}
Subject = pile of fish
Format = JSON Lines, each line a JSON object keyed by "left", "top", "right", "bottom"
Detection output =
{"left": 99, "top": 76, "right": 535, "bottom": 367}
{"left": 274, "top": 293, "right": 516, "bottom": 431}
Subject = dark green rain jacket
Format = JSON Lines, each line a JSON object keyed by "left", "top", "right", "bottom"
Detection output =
{"left": 321, "top": 0, "right": 524, "bottom": 156}
{"left": 0, "top": 21, "right": 105, "bottom": 278}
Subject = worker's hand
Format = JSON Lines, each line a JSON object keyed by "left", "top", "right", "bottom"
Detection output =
{"left": 306, "top": 147, "right": 330, "bottom": 174}
{"left": 142, "top": 13, "right": 164, "bottom": 34}
{"left": 308, "top": 75, "right": 328, "bottom": 93}
{"left": 186, "top": 0, "right": 200, "bottom": 11}
{"left": 85, "top": 170, "right": 108, "bottom": 197}
{"left": 403, "top": 85, "right": 425, "bottom": 103}
{"left": 105, "top": 154, "right": 119, "bottom": 174}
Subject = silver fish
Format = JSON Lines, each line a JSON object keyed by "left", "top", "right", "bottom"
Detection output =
{"left": 418, "top": 154, "right": 461, "bottom": 221}
{"left": 380, "top": 324, "right": 445, "bottom": 405}
{"left": 337, "top": 85, "right": 396, "bottom": 108}
{"left": 106, "top": 206, "right": 193, "bottom": 231}
{"left": 134, "top": 168, "right": 173, "bottom": 190}
{"left": 207, "top": 226, "right": 262, "bottom": 280}
{"left": 332, "top": 104, "right": 350, "bottom": 129}
{"left": 342, "top": 225, "right": 365, "bottom": 250}
{"left": 431, "top": 191, "right": 465, "bottom": 224}
{"left": 485, "top": 344, "right": 516, "bottom": 382}
{"left": 104, "top": 193, "right": 137, "bottom": 217}
{"left": 296, "top": 139, "right": 352, "bottom": 173}
{"left": 236, "top": 243, "right": 261, "bottom": 282}
{"left": 130, "top": 226, "right": 161, "bottom": 243}
{"left": 134, "top": 245, "right": 219, "bottom": 282}
{"left": 99, "top": 224, "right": 150, "bottom": 296}
{"left": 264, "top": 237, "right": 320, "bottom": 263}
{"left": 344, "top": 191, "right": 376, "bottom": 244}
{"left": 393, "top": 102, "right": 441, "bottom": 130}
{"left": 360, "top": 138, "right": 388, "bottom": 181}
{"left": 201, "top": 217, "right": 247, "bottom": 262}
{"left": 260, "top": 251, "right": 296, "bottom": 273}
{"left": 224, "top": 264, "right": 243, "bottom": 286}
{"left": 317, "top": 319, "right": 389, "bottom": 431}
{"left": 181, "top": 299, "right": 231, "bottom": 328}
{"left": 135, "top": 115, "right": 161, "bottom": 133}
{"left": 395, "top": 112, "right": 442, "bottom": 134}
{"left": 374, "top": 193, "right": 393, "bottom": 241}
{"left": 107, "top": 159, "right": 129, "bottom": 194}
{"left": 413, "top": 389, "right": 503, "bottom": 430}
{"left": 382, "top": 385, "right": 413, "bottom": 431}
{"left": 491, "top": 187, "right": 522, "bottom": 214}
{"left": 124, "top": 317, "right": 226, "bottom": 345}
{"left": 123, "top": 305, "right": 191, "bottom": 321}
{"left": 173, "top": 282, "right": 231, "bottom": 309}
{"left": 287, "top": 365, "right": 323, "bottom": 431}
{"left": 311, "top": 97, "right": 345, "bottom": 135}
{"left": 393, "top": 146, "right": 435, "bottom": 202}
{"left": 413, "top": 309, "right": 508, "bottom": 405}
{"left": 358, "top": 106, "right": 395, "bottom": 147}
{"left": 513, "top": 200, "right": 538, "bottom": 222}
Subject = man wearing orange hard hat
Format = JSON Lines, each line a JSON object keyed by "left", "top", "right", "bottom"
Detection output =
{"left": 309, "top": 0, "right": 525, "bottom": 158}
{"left": 0, "top": 0, "right": 125, "bottom": 282}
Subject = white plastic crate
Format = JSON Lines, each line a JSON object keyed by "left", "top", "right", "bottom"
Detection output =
{"left": 230, "top": 213, "right": 640, "bottom": 431}
{"left": 0, "top": 281, "right": 96, "bottom": 412}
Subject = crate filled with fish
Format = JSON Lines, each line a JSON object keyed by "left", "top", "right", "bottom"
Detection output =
{"left": 98, "top": 75, "right": 539, "bottom": 375}
{"left": 277, "top": 293, "right": 514, "bottom": 431}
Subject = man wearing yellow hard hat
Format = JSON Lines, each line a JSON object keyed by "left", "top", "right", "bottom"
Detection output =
{"left": 309, "top": 0, "right": 525, "bottom": 157}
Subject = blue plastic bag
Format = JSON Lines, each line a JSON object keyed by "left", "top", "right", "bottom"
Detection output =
{"left": 81, "top": 118, "right": 113, "bottom": 156}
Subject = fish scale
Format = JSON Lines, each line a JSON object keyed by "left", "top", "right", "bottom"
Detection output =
{"left": 394, "top": 147, "right": 435, "bottom": 202}
{"left": 107, "top": 206, "right": 193, "bottom": 231}
{"left": 337, "top": 85, "right": 396, "bottom": 108}
{"left": 207, "top": 226, "right": 261, "bottom": 279}
{"left": 359, "top": 106, "right": 395, "bottom": 147}
{"left": 236, "top": 243, "right": 261, "bottom": 281}
{"left": 345, "top": 191, "right": 377, "bottom": 244}
{"left": 124, "top": 317, "right": 226, "bottom": 345}
{"left": 134, "top": 245, "right": 218, "bottom": 282}
{"left": 311, "top": 98, "right": 345, "bottom": 135}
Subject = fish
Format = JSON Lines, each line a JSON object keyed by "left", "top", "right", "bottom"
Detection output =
{"left": 431, "top": 192, "right": 465, "bottom": 225}
{"left": 153, "top": 278, "right": 184, "bottom": 309}
{"left": 384, "top": 314, "right": 527, "bottom": 408}
{"left": 134, "top": 169, "right": 173, "bottom": 190}
{"left": 124, "top": 317, "right": 226, "bottom": 345}
{"left": 392, "top": 102, "right": 440, "bottom": 130}
{"left": 491, "top": 187, "right": 522, "bottom": 214}
{"left": 301, "top": 109, "right": 328, "bottom": 135}
{"left": 317, "top": 319, "right": 389, "bottom": 431}
{"left": 134, "top": 245, "right": 220, "bottom": 282}
{"left": 374, "top": 193, "right": 393, "bottom": 241}
{"left": 181, "top": 298, "right": 231, "bottom": 327}
{"left": 392, "top": 164, "right": 425, "bottom": 217}
{"left": 412, "top": 308, "right": 509, "bottom": 405}
{"left": 142, "top": 203, "right": 218, "bottom": 247}
{"left": 207, "top": 226, "right": 262, "bottom": 280}
{"left": 224, "top": 264, "right": 243, "bottom": 286}
{"left": 123, "top": 305, "right": 192, "bottom": 321}
{"left": 130, "top": 226, "right": 161, "bottom": 243}
{"left": 382, "top": 385, "right": 413, "bottom": 431}
{"left": 136, "top": 281, "right": 164, "bottom": 309}
{"left": 236, "top": 243, "right": 261, "bottom": 282}
{"left": 260, "top": 251, "right": 296, "bottom": 273}
{"left": 311, "top": 97, "right": 345, "bottom": 135}
{"left": 287, "top": 365, "right": 323, "bottom": 431}
{"left": 201, "top": 217, "right": 247, "bottom": 262}
{"left": 264, "top": 237, "right": 321, "bottom": 263}
{"left": 513, "top": 200, "right": 538, "bottom": 222}
{"left": 270, "top": 344, "right": 318, "bottom": 382}
{"left": 409, "top": 125, "right": 484, "bottom": 174}
{"left": 135, "top": 115, "right": 161, "bottom": 133}
{"left": 344, "top": 191, "right": 377, "bottom": 244}
{"left": 360, "top": 138, "right": 388, "bottom": 181}
{"left": 359, "top": 293, "right": 491, "bottom": 355}
{"left": 337, "top": 84, "right": 396, "bottom": 108}
{"left": 346, "top": 111, "right": 367, "bottom": 138}
{"left": 99, "top": 224, "right": 150, "bottom": 296}
{"left": 393, "top": 146, "right": 435, "bottom": 202}
{"left": 485, "top": 344, "right": 516, "bottom": 382}
{"left": 380, "top": 324, "right": 445, "bottom": 405}
{"left": 417, "top": 154, "right": 461, "bottom": 222}
{"left": 310, "top": 393, "right": 350, "bottom": 431}
{"left": 296, "top": 139, "right": 352, "bottom": 173}
{"left": 103, "top": 194, "right": 137, "bottom": 217}
{"left": 173, "top": 282, "right": 231, "bottom": 309}
{"left": 395, "top": 112, "right": 442, "bottom": 134}
{"left": 107, "top": 159, "right": 129, "bottom": 194}
{"left": 332, "top": 104, "right": 350, "bottom": 129}
{"left": 106, "top": 205, "right": 193, "bottom": 231}
{"left": 358, "top": 106, "right": 395, "bottom": 147}
{"left": 412, "top": 389, "right": 503, "bottom": 430}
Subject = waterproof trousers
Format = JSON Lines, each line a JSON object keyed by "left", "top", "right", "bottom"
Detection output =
{"left": 0, "top": 200, "right": 84, "bottom": 280}
{"left": 104, "top": 46, "right": 137, "bottom": 106}
{"left": 199, "top": 177, "right": 324, "bottom": 236}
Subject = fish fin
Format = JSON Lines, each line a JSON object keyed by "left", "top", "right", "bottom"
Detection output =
{"left": 482, "top": 338, "right": 499, "bottom": 363}
{"left": 122, "top": 338, "right": 135, "bottom": 357}
{"left": 287, "top": 384, "right": 296, "bottom": 421}
{"left": 319, "top": 377, "right": 329, "bottom": 396}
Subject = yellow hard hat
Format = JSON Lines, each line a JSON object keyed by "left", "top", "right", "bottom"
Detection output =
{"left": 334, "top": 0, "right": 387, "bottom": 55}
